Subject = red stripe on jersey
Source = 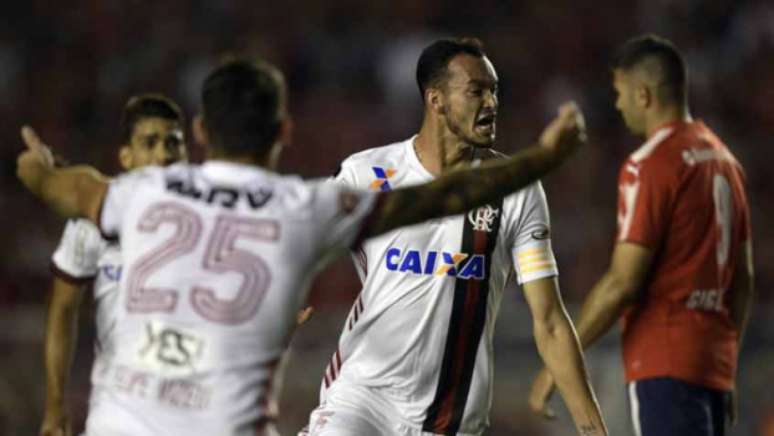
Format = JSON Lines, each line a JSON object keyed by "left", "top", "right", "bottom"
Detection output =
{"left": 423, "top": 198, "right": 503, "bottom": 435}
{"left": 328, "top": 362, "right": 336, "bottom": 381}
{"left": 335, "top": 349, "right": 342, "bottom": 371}
{"left": 355, "top": 247, "right": 368, "bottom": 275}
{"left": 427, "top": 232, "right": 487, "bottom": 432}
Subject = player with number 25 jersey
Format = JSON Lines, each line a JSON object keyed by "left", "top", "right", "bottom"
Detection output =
{"left": 87, "top": 162, "right": 378, "bottom": 435}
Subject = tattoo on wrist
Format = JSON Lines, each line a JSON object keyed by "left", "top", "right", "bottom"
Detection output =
{"left": 580, "top": 424, "right": 599, "bottom": 436}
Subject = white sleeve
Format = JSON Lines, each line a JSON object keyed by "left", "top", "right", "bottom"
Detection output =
{"left": 51, "top": 219, "right": 103, "bottom": 283}
{"left": 311, "top": 181, "right": 380, "bottom": 255}
{"left": 333, "top": 158, "right": 359, "bottom": 188}
{"left": 509, "top": 183, "right": 559, "bottom": 285}
{"left": 99, "top": 168, "right": 157, "bottom": 239}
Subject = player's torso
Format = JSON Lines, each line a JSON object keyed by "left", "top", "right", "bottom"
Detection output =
{"left": 622, "top": 123, "right": 748, "bottom": 310}
{"left": 620, "top": 121, "right": 748, "bottom": 389}
{"left": 92, "top": 242, "right": 122, "bottom": 356}
{"left": 95, "top": 164, "right": 324, "bottom": 434}
{"left": 332, "top": 140, "right": 518, "bottom": 433}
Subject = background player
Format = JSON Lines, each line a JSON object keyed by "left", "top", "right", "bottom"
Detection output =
{"left": 40, "top": 94, "right": 187, "bottom": 436}
{"left": 528, "top": 34, "right": 754, "bottom": 436}
{"left": 304, "top": 38, "right": 606, "bottom": 436}
{"left": 17, "top": 58, "right": 588, "bottom": 435}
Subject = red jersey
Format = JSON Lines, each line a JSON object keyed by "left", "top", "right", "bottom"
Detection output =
{"left": 616, "top": 120, "right": 750, "bottom": 391}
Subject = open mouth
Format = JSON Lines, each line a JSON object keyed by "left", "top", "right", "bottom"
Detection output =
{"left": 475, "top": 113, "right": 496, "bottom": 131}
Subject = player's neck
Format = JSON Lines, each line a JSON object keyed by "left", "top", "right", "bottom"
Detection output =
{"left": 207, "top": 148, "right": 275, "bottom": 170}
{"left": 645, "top": 105, "right": 692, "bottom": 138}
{"left": 415, "top": 122, "right": 475, "bottom": 176}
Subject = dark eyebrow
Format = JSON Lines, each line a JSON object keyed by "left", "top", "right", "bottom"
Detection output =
{"left": 139, "top": 133, "right": 159, "bottom": 141}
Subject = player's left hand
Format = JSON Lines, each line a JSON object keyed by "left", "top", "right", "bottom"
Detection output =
{"left": 17, "top": 125, "right": 56, "bottom": 191}
{"left": 726, "top": 388, "right": 738, "bottom": 426}
{"left": 528, "top": 367, "right": 557, "bottom": 420}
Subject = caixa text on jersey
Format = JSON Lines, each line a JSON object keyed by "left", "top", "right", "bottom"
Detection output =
{"left": 384, "top": 248, "right": 485, "bottom": 280}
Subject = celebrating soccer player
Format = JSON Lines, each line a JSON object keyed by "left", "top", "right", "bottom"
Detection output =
{"left": 41, "top": 95, "right": 187, "bottom": 436}
{"left": 40, "top": 94, "right": 187, "bottom": 436}
{"left": 528, "top": 34, "right": 754, "bottom": 436}
{"left": 303, "top": 38, "right": 607, "bottom": 436}
{"left": 18, "top": 58, "right": 588, "bottom": 436}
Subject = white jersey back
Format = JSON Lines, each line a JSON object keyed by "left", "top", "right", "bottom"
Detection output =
{"left": 319, "top": 138, "right": 558, "bottom": 435}
{"left": 87, "top": 161, "right": 376, "bottom": 436}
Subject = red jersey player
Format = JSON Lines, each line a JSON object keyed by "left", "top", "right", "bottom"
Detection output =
{"left": 529, "top": 34, "right": 754, "bottom": 436}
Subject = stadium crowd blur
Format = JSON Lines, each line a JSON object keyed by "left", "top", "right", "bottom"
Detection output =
{"left": 1, "top": 1, "right": 773, "bottom": 435}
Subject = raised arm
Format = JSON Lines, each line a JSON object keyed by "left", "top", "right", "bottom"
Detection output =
{"left": 362, "top": 102, "right": 586, "bottom": 238}
{"left": 16, "top": 126, "right": 108, "bottom": 223}
{"left": 524, "top": 277, "right": 608, "bottom": 436}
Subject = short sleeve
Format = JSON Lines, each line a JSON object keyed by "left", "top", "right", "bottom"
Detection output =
{"left": 510, "top": 183, "right": 559, "bottom": 285}
{"left": 333, "top": 159, "right": 358, "bottom": 188}
{"left": 51, "top": 219, "right": 103, "bottom": 283}
{"left": 311, "top": 181, "right": 380, "bottom": 255}
{"left": 99, "top": 168, "right": 157, "bottom": 239}
{"left": 616, "top": 160, "right": 672, "bottom": 248}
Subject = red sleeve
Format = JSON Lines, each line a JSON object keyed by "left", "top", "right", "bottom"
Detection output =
{"left": 616, "top": 159, "right": 674, "bottom": 249}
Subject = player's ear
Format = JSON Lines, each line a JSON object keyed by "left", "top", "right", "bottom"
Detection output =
{"left": 118, "top": 145, "right": 133, "bottom": 170}
{"left": 426, "top": 88, "right": 445, "bottom": 115}
{"left": 635, "top": 83, "right": 651, "bottom": 109}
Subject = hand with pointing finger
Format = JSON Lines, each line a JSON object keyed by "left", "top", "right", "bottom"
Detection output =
{"left": 17, "top": 125, "right": 56, "bottom": 193}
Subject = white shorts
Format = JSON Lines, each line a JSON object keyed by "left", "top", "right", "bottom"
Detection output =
{"left": 301, "top": 382, "right": 481, "bottom": 436}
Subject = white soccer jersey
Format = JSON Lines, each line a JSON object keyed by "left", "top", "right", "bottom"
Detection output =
{"left": 317, "top": 137, "right": 558, "bottom": 435}
{"left": 85, "top": 161, "right": 376, "bottom": 436}
{"left": 51, "top": 219, "right": 121, "bottom": 358}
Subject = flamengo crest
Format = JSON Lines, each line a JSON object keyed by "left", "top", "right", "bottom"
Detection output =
{"left": 467, "top": 205, "right": 499, "bottom": 232}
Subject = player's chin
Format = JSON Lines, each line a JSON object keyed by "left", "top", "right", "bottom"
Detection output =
{"left": 470, "top": 129, "right": 496, "bottom": 148}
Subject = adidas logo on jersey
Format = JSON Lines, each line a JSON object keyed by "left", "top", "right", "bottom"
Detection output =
{"left": 384, "top": 248, "right": 485, "bottom": 280}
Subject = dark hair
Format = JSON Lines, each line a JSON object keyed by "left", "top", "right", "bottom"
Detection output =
{"left": 416, "top": 37, "right": 486, "bottom": 101}
{"left": 201, "top": 58, "right": 287, "bottom": 158}
{"left": 120, "top": 94, "right": 184, "bottom": 143}
{"left": 612, "top": 34, "right": 687, "bottom": 104}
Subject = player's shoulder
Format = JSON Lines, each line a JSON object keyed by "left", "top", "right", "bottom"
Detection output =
{"left": 626, "top": 125, "right": 677, "bottom": 166}
{"left": 339, "top": 138, "right": 411, "bottom": 171}
{"left": 113, "top": 164, "right": 174, "bottom": 191}
{"left": 502, "top": 180, "right": 545, "bottom": 211}
{"left": 261, "top": 172, "right": 331, "bottom": 212}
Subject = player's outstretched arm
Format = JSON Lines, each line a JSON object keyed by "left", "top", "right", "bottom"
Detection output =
{"left": 40, "top": 277, "right": 84, "bottom": 436}
{"left": 16, "top": 126, "right": 108, "bottom": 223}
{"left": 529, "top": 242, "right": 652, "bottom": 418}
{"left": 524, "top": 277, "right": 608, "bottom": 436}
{"left": 363, "top": 102, "right": 586, "bottom": 238}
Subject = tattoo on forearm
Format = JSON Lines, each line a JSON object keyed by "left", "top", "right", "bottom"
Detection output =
{"left": 371, "top": 146, "right": 558, "bottom": 236}
{"left": 580, "top": 424, "right": 600, "bottom": 436}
